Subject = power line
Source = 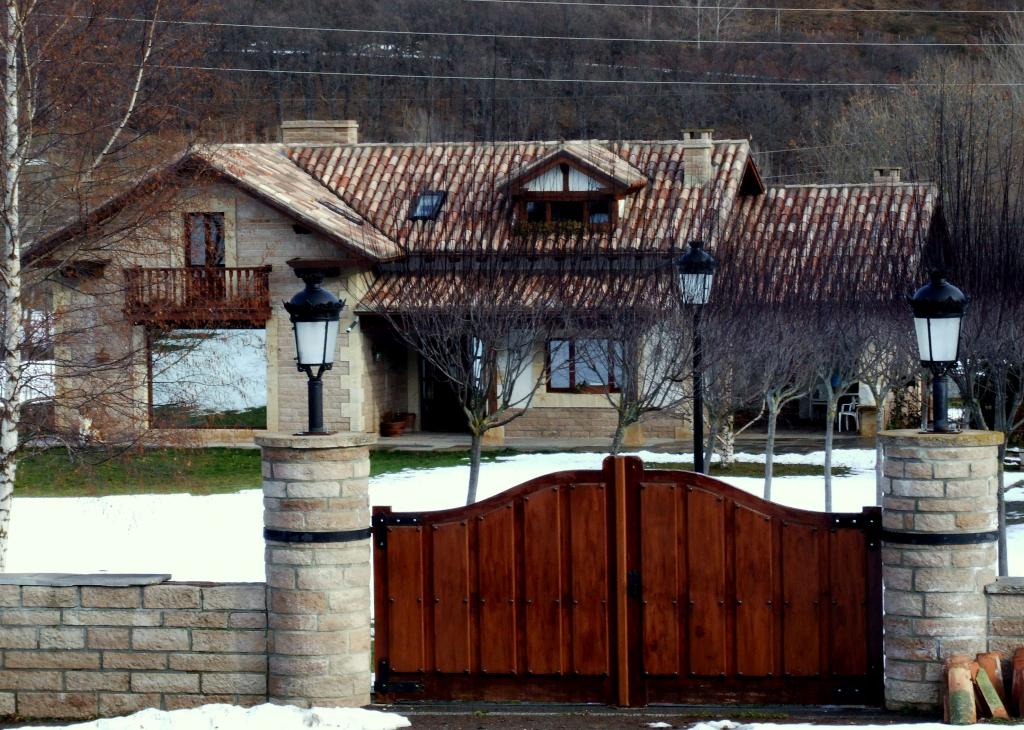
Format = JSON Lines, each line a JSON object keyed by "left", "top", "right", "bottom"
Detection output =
{"left": 81, "top": 15, "right": 1024, "bottom": 48}
{"left": 465, "top": 0, "right": 1024, "bottom": 14}
{"left": 152, "top": 63, "right": 1024, "bottom": 88}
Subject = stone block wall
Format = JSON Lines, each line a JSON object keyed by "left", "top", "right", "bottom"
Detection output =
{"left": 504, "top": 407, "right": 682, "bottom": 440}
{"left": 986, "top": 578, "right": 1024, "bottom": 655}
{"left": 0, "top": 578, "right": 267, "bottom": 722}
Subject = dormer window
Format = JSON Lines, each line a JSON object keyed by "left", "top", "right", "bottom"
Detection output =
{"left": 410, "top": 190, "right": 446, "bottom": 221}
{"left": 497, "top": 142, "right": 647, "bottom": 234}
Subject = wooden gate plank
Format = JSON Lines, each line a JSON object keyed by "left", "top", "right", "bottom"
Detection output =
{"left": 387, "top": 526, "right": 426, "bottom": 673}
{"left": 734, "top": 505, "right": 774, "bottom": 677}
{"left": 687, "top": 488, "right": 727, "bottom": 677}
{"left": 524, "top": 486, "right": 565, "bottom": 675}
{"left": 432, "top": 521, "right": 472, "bottom": 673}
{"left": 782, "top": 523, "right": 821, "bottom": 677}
{"left": 829, "top": 529, "right": 869, "bottom": 676}
{"left": 478, "top": 505, "right": 517, "bottom": 675}
{"left": 570, "top": 483, "right": 611, "bottom": 676}
{"left": 640, "top": 482, "right": 680, "bottom": 676}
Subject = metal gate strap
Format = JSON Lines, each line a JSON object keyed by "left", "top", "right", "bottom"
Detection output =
{"left": 263, "top": 527, "right": 372, "bottom": 544}
{"left": 880, "top": 529, "right": 998, "bottom": 546}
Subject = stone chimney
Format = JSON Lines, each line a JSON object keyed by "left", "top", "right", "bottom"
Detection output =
{"left": 280, "top": 120, "right": 359, "bottom": 145}
{"left": 682, "top": 128, "right": 714, "bottom": 186}
{"left": 873, "top": 166, "right": 902, "bottom": 184}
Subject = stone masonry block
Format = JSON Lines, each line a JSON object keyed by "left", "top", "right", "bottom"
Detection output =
{"left": 956, "top": 512, "right": 997, "bottom": 530}
{"left": 272, "top": 629, "right": 348, "bottom": 656}
{"left": 272, "top": 461, "right": 354, "bottom": 482}
{"left": 914, "top": 567, "right": 987, "bottom": 592}
{"left": 16, "top": 692, "right": 96, "bottom": 720}
{"left": 932, "top": 461, "right": 970, "bottom": 479}
{"left": 163, "top": 694, "right": 234, "bottom": 711}
{"left": 915, "top": 497, "right": 990, "bottom": 513}
{"left": 130, "top": 672, "right": 199, "bottom": 694}
{"left": 201, "top": 672, "right": 268, "bottom": 695}
{"left": 5, "top": 651, "right": 100, "bottom": 670}
{"left": 889, "top": 479, "right": 944, "bottom": 498}
{"left": 269, "top": 548, "right": 315, "bottom": 566}
{"left": 884, "top": 636, "right": 938, "bottom": 661}
{"left": 945, "top": 479, "right": 993, "bottom": 498}
{"left": 284, "top": 482, "right": 342, "bottom": 499}
{"left": 62, "top": 610, "right": 161, "bottom": 627}
{"left": 0, "top": 586, "right": 20, "bottom": 607}
{"left": 924, "top": 593, "right": 987, "bottom": 618}
{"left": 132, "top": 628, "right": 190, "bottom": 651}
{"left": 911, "top": 617, "right": 985, "bottom": 637}
{"left": 903, "top": 461, "right": 935, "bottom": 479}
{"left": 898, "top": 550, "right": 949, "bottom": 568}
{"left": 885, "top": 679, "right": 939, "bottom": 705}
{"left": 169, "top": 653, "right": 266, "bottom": 673}
{"left": 98, "top": 692, "right": 160, "bottom": 718}
{"left": 86, "top": 628, "right": 130, "bottom": 650}
{"left": 970, "top": 459, "right": 998, "bottom": 477}
{"left": 0, "top": 628, "right": 38, "bottom": 649}
{"left": 22, "top": 587, "right": 78, "bottom": 608}
{"left": 885, "top": 590, "right": 924, "bottom": 617}
{"left": 39, "top": 627, "right": 85, "bottom": 650}
{"left": 101, "top": 652, "right": 168, "bottom": 671}
{"left": 202, "top": 585, "right": 266, "bottom": 611}
{"left": 191, "top": 630, "right": 266, "bottom": 654}
{"left": 912, "top": 513, "right": 957, "bottom": 532}
{"left": 883, "top": 567, "right": 913, "bottom": 591}
{"left": 229, "top": 612, "right": 267, "bottom": 629}
{"left": 0, "top": 609, "right": 61, "bottom": 626}
{"left": 0, "top": 670, "right": 61, "bottom": 690}
{"left": 81, "top": 587, "right": 140, "bottom": 609}
{"left": 162, "top": 610, "right": 228, "bottom": 629}
{"left": 143, "top": 584, "right": 201, "bottom": 609}
{"left": 987, "top": 594, "right": 1024, "bottom": 617}
{"left": 65, "top": 670, "right": 130, "bottom": 692}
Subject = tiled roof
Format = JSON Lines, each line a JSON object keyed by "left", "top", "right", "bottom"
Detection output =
{"left": 723, "top": 182, "right": 937, "bottom": 303}
{"left": 194, "top": 145, "right": 400, "bottom": 260}
{"left": 287, "top": 139, "right": 755, "bottom": 253}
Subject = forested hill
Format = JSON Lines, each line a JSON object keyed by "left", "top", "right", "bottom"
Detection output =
{"left": 200, "top": 1, "right": 1010, "bottom": 181}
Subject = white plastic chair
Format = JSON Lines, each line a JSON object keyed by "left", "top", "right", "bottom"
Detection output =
{"left": 838, "top": 399, "right": 860, "bottom": 433}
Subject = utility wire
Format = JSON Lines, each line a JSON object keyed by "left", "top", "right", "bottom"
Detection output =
{"left": 75, "top": 15, "right": 1024, "bottom": 48}
{"left": 465, "top": 0, "right": 1024, "bottom": 14}
{"left": 147, "top": 63, "right": 1024, "bottom": 88}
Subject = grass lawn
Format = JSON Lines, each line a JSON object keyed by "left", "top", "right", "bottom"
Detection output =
{"left": 12, "top": 448, "right": 850, "bottom": 497}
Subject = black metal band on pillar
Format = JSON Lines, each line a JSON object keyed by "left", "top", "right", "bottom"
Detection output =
{"left": 264, "top": 527, "right": 372, "bottom": 544}
{"left": 881, "top": 529, "right": 998, "bottom": 546}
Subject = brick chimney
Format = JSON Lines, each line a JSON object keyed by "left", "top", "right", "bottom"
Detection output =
{"left": 682, "top": 128, "right": 714, "bottom": 186}
{"left": 280, "top": 120, "right": 359, "bottom": 145}
{"left": 873, "top": 166, "right": 902, "bottom": 184}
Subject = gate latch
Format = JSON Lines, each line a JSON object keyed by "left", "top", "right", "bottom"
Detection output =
{"left": 627, "top": 569, "right": 642, "bottom": 600}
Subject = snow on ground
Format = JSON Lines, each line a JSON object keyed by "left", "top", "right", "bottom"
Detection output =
{"left": 4, "top": 446, "right": 1024, "bottom": 580}
{"left": 15, "top": 703, "right": 409, "bottom": 730}
{"left": 690, "top": 723, "right": 947, "bottom": 730}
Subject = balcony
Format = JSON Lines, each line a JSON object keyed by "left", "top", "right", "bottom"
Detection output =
{"left": 124, "top": 266, "right": 272, "bottom": 328}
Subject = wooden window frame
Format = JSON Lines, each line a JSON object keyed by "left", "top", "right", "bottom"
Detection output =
{"left": 184, "top": 212, "right": 226, "bottom": 268}
{"left": 546, "top": 338, "right": 620, "bottom": 394}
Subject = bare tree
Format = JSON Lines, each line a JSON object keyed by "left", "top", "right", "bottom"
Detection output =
{"left": 0, "top": 0, "right": 213, "bottom": 566}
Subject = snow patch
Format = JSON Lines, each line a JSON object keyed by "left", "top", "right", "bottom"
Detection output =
{"left": 690, "top": 723, "right": 950, "bottom": 730}
{"left": 16, "top": 703, "right": 409, "bottom": 730}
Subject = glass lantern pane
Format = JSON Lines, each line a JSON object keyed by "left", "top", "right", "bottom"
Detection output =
{"left": 914, "top": 317, "right": 961, "bottom": 363}
{"left": 295, "top": 321, "right": 338, "bottom": 366}
{"left": 679, "top": 273, "right": 713, "bottom": 305}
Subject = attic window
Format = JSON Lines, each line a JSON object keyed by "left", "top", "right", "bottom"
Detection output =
{"left": 410, "top": 191, "right": 446, "bottom": 221}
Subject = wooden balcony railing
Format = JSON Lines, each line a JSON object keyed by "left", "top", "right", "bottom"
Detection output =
{"left": 124, "top": 266, "right": 272, "bottom": 327}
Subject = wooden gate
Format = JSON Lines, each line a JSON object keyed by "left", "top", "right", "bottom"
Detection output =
{"left": 372, "top": 456, "right": 882, "bottom": 706}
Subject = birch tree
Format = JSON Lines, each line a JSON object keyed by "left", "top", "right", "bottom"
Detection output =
{"left": 0, "top": 0, "right": 210, "bottom": 567}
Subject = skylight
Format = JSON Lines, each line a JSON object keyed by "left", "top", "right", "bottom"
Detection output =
{"left": 410, "top": 190, "right": 447, "bottom": 221}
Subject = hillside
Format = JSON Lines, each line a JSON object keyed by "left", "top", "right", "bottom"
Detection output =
{"left": 200, "top": 1, "right": 1013, "bottom": 182}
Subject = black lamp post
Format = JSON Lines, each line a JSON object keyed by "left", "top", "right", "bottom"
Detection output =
{"left": 909, "top": 271, "right": 968, "bottom": 433}
{"left": 676, "top": 240, "right": 718, "bottom": 473}
{"left": 283, "top": 269, "right": 345, "bottom": 434}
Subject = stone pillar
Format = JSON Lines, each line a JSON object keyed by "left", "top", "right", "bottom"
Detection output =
{"left": 880, "top": 429, "right": 1003, "bottom": 712}
{"left": 256, "top": 432, "right": 376, "bottom": 708}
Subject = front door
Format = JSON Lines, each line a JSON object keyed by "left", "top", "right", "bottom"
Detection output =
{"left": 419, "top": 356, "right": 469, "bottom": 433}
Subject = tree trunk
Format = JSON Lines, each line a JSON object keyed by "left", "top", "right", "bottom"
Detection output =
{"left": 999, "top": 440, "right": 1008, "bottom": 576}
{"left": 875, "top": 402, "right": 886, "bottom": 506}
{"left": 703, "top": 414, "right": 719, "bottom": 474}
{"left": 717, "top": 414, "right": 735, "bottom": 467}
{"left": 824, "top": 400, "right": 837, "bottom": 513}
{"left": 610, "top": 419, "right": 625, "bottom": 456}
{"left": 764, "top": 402, "right": 779, "bottom": 500}
{"left": 0, "top": 0, "right": 22, "bottom": 570}
{"left": 466, "top": 431, "right": 483, "bottom": 505}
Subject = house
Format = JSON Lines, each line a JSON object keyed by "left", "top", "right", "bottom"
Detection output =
{"left": 26, "top": 121, "right": 938, "bottom": 444}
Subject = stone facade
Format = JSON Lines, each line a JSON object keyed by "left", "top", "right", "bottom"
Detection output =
{"left": 258, "top": 432, "right": 374, "bottom": 708}
{"left": 987, "top": 578, "right": 1024, "bottom": 656}
{"left": 879, "top": 429, "right": 1002, "bottom": 712}
{"left": 0, "top": 578, "right": 266, "bottom": 721}
{"left": 504, "top": 406, "right": 684, "bottom": 440}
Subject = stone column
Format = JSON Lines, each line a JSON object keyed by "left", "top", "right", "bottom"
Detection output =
{"left": 256, "top": 432, "right": 376, "bottom": 708}
{"left": 880, "top": 429, "right": 1003, "bottom": 712}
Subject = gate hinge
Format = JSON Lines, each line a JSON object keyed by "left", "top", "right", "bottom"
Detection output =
{"left": 373, "top": 659, "right": 424, "bottom": 695}
{"left": 372, "top": 513, "right": 423, "bottom": 551}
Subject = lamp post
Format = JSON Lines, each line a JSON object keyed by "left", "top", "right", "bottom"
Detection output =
{"left": 283, "top": 269, "right": 345, "bottom": 434}
{"left": 676, "top": 240, "right": 718, "bottom": 473}
{"left": 909, "top": 270, "right": 968, "bottom": 433}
